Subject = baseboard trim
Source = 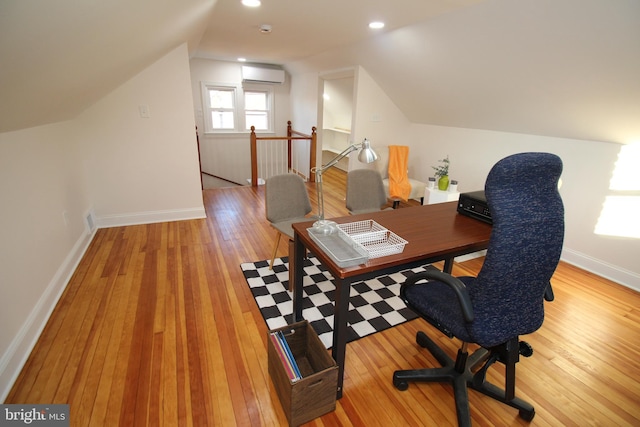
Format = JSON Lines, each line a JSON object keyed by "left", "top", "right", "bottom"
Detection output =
{"left": 454, "top": 250, "right": 487, "bottom": 263}
{"left": 456, "top": 248, "right": 639, "bottom": 293}
{"left": 96, "top": 206, "right": 206, "bottom": 228}
{"left": 561, "top": 248, "right": 640, "bottom": 292}
{"left": 0, "top": 228, "right": 96, "bottom": 402}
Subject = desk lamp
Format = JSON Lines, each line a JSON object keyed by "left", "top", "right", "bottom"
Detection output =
{"left": 312, "top": 138, "right": 378, "bottom": 234}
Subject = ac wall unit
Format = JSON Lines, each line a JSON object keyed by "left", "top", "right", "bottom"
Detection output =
{"left": 242, "top": 65, "right": 285, "bottom": 84}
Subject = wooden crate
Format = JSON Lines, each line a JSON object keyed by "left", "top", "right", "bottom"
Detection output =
{"left": 268, "top": 321, "right": 338, "bottom": 426}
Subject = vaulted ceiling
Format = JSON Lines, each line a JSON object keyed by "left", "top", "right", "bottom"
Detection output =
{"left": 0, "top": 0, "right": 217, "bottom": 133}
{"left": 1, "top": 0, "right": 639, "bottom": 144}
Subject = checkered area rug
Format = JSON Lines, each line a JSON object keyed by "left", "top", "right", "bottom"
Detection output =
{"left": 241, "top": 256, "right": 435, "bottom": 349}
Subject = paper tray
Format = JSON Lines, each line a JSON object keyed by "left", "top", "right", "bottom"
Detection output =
{"left": 307, "top": 227, "right": 369, "bottom": 268}
{"left": 337, "top": 220, "right": 408, "bottom": 258}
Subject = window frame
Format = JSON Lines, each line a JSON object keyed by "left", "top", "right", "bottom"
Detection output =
{"left": 201, "top": 82, "right": 275, "bottom": 134}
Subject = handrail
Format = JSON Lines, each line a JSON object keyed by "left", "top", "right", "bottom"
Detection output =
{"left": 250, "top": 120, "right": 317, "bottom": 186}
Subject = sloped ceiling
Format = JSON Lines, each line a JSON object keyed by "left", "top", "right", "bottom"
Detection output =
{"left": 0, "top": 0, "right": 216, "bottom": 133}
{"left": 1, "top": 0, "right": 639, "bottom": 145}
{"left": 284, "top": 0, "right": 640, "bottom": 144}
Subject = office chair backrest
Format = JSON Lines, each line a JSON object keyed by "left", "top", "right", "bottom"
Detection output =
{"left": 346, "top": 169, "right": 387, "bottom": 213}
{"left": 470, "top": 152, "right": 564, "bottom": 347}
{"left": 265, "top": 174, "right": 313, "bottom": 223}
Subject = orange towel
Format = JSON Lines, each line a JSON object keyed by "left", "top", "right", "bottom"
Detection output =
{"left": 388, "top": 145, "right": 411, "bottom": 201}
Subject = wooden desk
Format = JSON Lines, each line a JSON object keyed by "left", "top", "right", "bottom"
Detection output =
{"left": 292, "top": 202, "right": 492, "bottom": 398}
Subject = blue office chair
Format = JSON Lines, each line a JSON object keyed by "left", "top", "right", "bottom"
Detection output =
{"left": 393, "top": 152, "right": 564, "bottom": 426}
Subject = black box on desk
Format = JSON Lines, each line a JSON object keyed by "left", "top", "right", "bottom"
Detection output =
{"left": 457, "top": 190, "right": 493, "bottom": 224}
{"left": 268, "top": 320, "right": 338, "bottom": 426}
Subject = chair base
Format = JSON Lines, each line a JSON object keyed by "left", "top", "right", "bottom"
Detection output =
{"left": 393, "top": 332, "right": 535, "bottom": 427}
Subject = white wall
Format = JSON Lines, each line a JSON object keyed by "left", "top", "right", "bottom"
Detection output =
{"left": 322, "top": 78, "right": 353, "bottom": 131}
{"left": 80, "top": 44, "right": 204, "bottom": 226}
{"left": 289, "top": 65, "right": 640, "bottom": 291}
{"left": 321, "top": 77, "right": 354, "bottom": 160}
{"left": 0, "top": 43, "right": 205, "bottom": 400}
{"left": 189, "top": 58, "right": 293, "bottom": 185}
{"left": 289, "top": 72, "right": 321, "bottom": 136}
{"left": 351, "top": 67, "right": 413, "bottom": 170}
{"left": 404, "top": 124, "right": 639, "bottom": 288}
{"left": 0, "top": 121, "right": 94, "bottom": 400}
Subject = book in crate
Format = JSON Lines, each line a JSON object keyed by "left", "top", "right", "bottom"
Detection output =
{"left": 268, "top": 321, "right": 338, "bottom": 426}
{"left": 269, "top": 330, "right": 302, "bottom": 382}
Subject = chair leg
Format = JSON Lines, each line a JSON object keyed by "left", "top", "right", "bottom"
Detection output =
{"left": 270, "top": 232, "right": 282, "bottom": 270}
{"left": 393, "top": 332, "right": 535, "bottom": 426}
{"left": 393, "top": 332, "right": 477, "bottom": 427}
{"left": 469, "top": 338, "right": 536, "bottom": 421}
{"left": 287, "top": 239, "right": 295, "bottom": 292}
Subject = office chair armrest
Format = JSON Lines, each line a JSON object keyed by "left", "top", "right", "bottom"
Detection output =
{"left": 402, "top": 270, "right": 474, "bottom": 322}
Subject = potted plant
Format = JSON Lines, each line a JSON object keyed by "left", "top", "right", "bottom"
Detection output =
{"left": 432, "top": 155, "right": 450, "bottom": 190}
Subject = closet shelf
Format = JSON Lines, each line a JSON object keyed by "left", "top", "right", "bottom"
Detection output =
{"left": 323, "top": 127, "right": 351, "bottom": 134}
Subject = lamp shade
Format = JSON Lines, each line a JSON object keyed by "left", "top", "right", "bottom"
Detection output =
{"left": 358, "top": 139, "right": 378, "bottom": 164}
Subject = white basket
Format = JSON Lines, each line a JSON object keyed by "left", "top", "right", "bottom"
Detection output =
{"left": 337, "top": 220, "right": 408, "bottom": 259}
{"left": 308, "top": 227, "right": 369, "bottom": 267}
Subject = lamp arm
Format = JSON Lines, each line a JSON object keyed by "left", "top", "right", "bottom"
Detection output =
{"left": 311, "top": 143, "right": 360, "bottom": 221}
{"left": 315, "top": 171, "right": 325, "bottom": 221}
{"left": 314, "top": 143, "right": 360, "bottom": 174}
{"left": 311, "top": 139, "right": 376, "bottom": 228}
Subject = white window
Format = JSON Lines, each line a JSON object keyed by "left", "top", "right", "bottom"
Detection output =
{"left": 594, "top": 143, "right": 640, "bottom": 239}
{"left": 201, "top": 82, "right": 274, "bottom": 133}
{"left": 244, "top": 90, "right": 270, "bottom": 131}
{"left": 208, "top": 88, "right": 236, "bottom": 130}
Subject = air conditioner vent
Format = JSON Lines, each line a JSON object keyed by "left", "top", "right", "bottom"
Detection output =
{"left": 242, "top": 65, "right": 285, "bottom": 84}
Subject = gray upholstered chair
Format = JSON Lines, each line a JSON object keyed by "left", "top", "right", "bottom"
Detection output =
{"left": 345, "top": 169, "right": 391, "bottom": 215}
{"left": 393, "top": 152, "right": 565, "bottom": 426}
{"left": 265, "top": 174, "right": 316, "bottom": 270}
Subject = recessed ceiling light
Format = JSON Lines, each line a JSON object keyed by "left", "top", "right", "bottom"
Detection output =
{"left": 238, "top": 57, "right": 247, "bottom": 62}
{"left": 242, "top": 0, "right": 261, "bottom": 7}
{"left": 369, "top": 21, "right": 385, "bottom": 29}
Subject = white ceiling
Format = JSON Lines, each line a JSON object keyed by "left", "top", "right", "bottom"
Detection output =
{"left": 1, "top": 0, "right": 639, "bottom": 144}
{"left": 193, "top": 0, "right": 485, "bottom": 64}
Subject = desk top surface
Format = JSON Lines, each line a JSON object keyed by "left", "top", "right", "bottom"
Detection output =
{"left": 292, "top": 202, "right": 492, "bottom": 279}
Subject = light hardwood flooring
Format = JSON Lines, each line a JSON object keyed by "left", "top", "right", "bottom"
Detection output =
{"left": 6, "top": 169, "right": 640, "bottom": 426}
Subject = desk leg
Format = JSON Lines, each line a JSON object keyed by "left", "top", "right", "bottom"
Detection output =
{"left": 331, "top": 276, "right": 350, "bottom": 399}
{"left": 292, "top": 233, "right": 305, "bottom": 322}
{"left": 443, "top": 257, "right": 454, "bottom": 274}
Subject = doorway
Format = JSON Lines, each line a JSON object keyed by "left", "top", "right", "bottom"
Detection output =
{"left": 319, "top": 69, "right": 355, "bottom": 171}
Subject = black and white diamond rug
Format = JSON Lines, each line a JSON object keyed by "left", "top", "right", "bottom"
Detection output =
{"left": 241, "top": 255, "right": 435, "bottom": 349}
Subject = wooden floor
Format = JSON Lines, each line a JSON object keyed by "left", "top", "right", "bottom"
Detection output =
{"left": 6, "top": 169, "right": 640, "bottom": 426}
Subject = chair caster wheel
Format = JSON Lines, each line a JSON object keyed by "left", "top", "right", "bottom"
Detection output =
{"left": 519, "top": 408, "right": 535, "bottom": 421}
{"left": 416, "top": 331, "right": 430, "bottom": 348}
{"left": 393, "top": 375, "right": 408, "bottom": 391}
{"left": 519, "top": 341, "right": 533, "bottom": 357}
